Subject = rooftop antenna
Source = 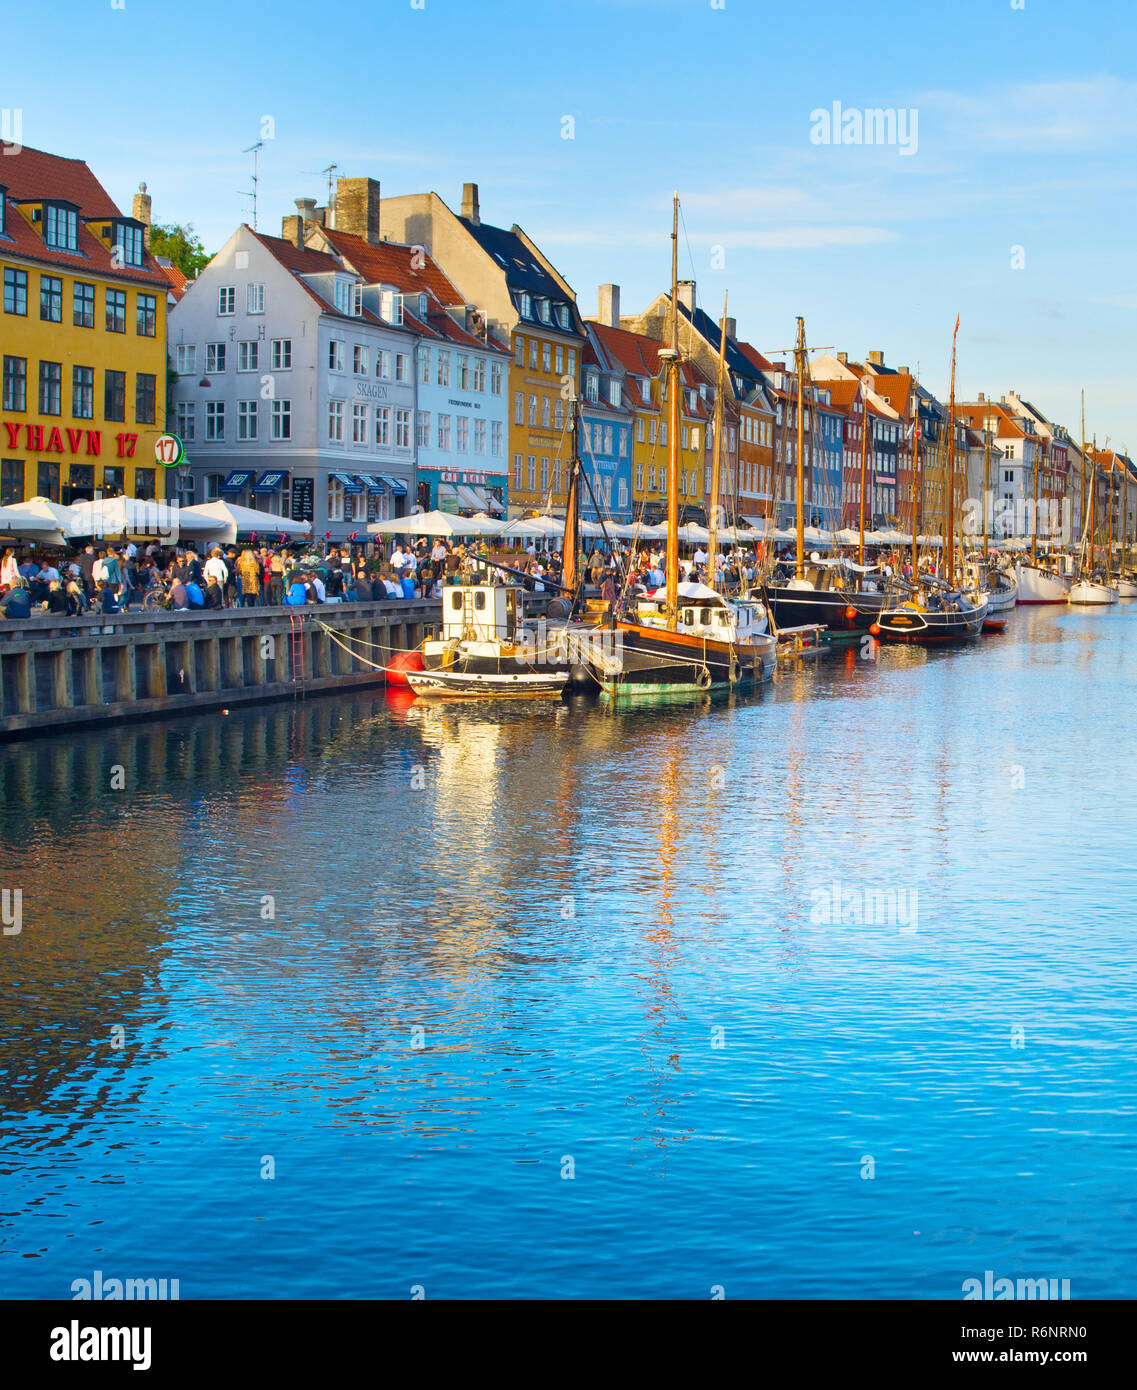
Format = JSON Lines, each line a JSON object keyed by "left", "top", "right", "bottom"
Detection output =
{"left": 240, "top": 140, "right": 264, "bottom": 229}
{"left": 321, "top": 163, "right": 339, "bottom": 222}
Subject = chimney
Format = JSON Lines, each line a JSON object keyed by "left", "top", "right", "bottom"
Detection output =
{"left": 132, "top": 181, "right": 152, "bottom": 250}
{"left": 676, "top": 280, "right": 696, "bottom": 313}
{"left": 723, "top": 316, "right": 737, "bottom": 341}
{"left": 867, "top": 350, "right": 885, "bottom": 367}
{"left": 597, "top": 283, "right": 620, "bottom": 328}
{"left": 897, "top": 366, "right": 909, "bottom": 375}
{"left": 283, "top": 196, "right": 319, "bottom": 249}
{"left": 836, "top": 351, "right": 848, "bottom": 365}
{"left": 461, "top": 182, "right": 481, "bottom": 225}
{"left": 334, "top": 176, "right": 381, "bottom": 245}
{"left": 978, "top": 391, "right": 985, "bottom": 403}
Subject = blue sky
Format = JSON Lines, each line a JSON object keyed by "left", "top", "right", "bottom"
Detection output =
{"left": 5, "top": 0, "right": 1136, "bottom": 445}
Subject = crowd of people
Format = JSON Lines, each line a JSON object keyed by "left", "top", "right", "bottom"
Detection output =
{"left": 0, "top": 536, "right": 482, "bottom": 619}
{"left": 0, "top": 531, "right": 925, "bottom": 622}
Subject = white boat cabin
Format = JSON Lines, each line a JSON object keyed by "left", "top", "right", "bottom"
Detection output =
{"left": 441, "top": 584, "right": 519, "bottom": 642}
{"left": 635, "top": 581, "right": 767, "bottom": 639}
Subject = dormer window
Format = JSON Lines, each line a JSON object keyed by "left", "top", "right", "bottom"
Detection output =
{"left": 418, "top": 292, "right": 428, "bottom": 318}
{"left": 586, "top": 372, "right": 599, "bottom": 402}
{"left": 0, "top": 186, "right": 6, "bottom": 238}
{"left": 380, "top": 287, "right": 402, "bottom": 324}
{"left": 538, "top": 298, "right": 551, "bottom": 324}
{"left": 44, "top": 202, "right": 79, "bottom": 252}
{"left": 519, "top": 292, "right": 533, "bottom": 319}
{"left": 558, "top": 305, "right": 572, "bottom": 330}
{"left": 114, "top": 220, "right": 144, "bottom": 266}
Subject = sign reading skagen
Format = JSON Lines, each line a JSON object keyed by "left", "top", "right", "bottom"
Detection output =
{"left": 355, "top": 382, "right": 389, "bottom": 400}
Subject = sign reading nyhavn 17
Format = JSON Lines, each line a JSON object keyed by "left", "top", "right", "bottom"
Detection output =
{"left": 2, "top": 422, "right": 140, "bottom": 458}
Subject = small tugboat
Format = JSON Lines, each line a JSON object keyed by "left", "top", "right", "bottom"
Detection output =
{"left": 406, "top": 582, "right": 575, "bottom": 697}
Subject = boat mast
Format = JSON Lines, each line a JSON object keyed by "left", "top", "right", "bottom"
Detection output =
{"left": 1031, "top": 437, "right": 1040, "bottom": 565}
{"left": 858, "top": 379, "right": 869, "bottom": 567}
{"left": 1080, "top": 391, "right": 1088, "bottom": 573}
{"left": 1107, "top": 451, "right": 1114, "bottom": 572}
{"left": 944, "top": 316, "right": 959, "bottom": 585}
{"left": 795, "top": 316, "right": 806, "bottom": 578}
{"left": 911, "top": 410, "right": 920, "bottom": 580}
{"left": 707, "top": 292, "right": 728, "bottom": 590}
{"left": 1089, "top": 435, "right": 1097, "bottom": 574}
{"left": 664, "top": 192, "right": 681, "bottom": 630}
{"left": 982, "top": 417, "right": 991, "bottom": 562}
{"left": 561, "top": 391, "right": 581, "bottom": 602}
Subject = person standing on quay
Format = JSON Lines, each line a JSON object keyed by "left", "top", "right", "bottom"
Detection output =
{"left": 237, "top": 549, "right": 261, "bottom": 606}
{"left": 1, "top": 548, "right": 19, "bottom": 588}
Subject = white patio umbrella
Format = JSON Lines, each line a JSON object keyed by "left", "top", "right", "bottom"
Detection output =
{"left": 0, "top": 496, "right": 78, "bottom": 544}
{"left": 803, "top": 525, "right": 835, "bottom": 547}
{"left": 834, "top": 527, "right": 860, "bottom": 547}
{"left": 368, "top": 509, "right": 503, "bottom": 538}
{"left": 499, "top": 514, "right": 563, "bottom": 539}
{"left": 176, "top": 500, "right": 314, "bottom": 546}
{"left": 67, "top": 495, "right": 224, "bottom": 541}
{"left": 675, "top": 522, "right": 711, "bottom": 544}
{"left": 916, "top": 534, "right": 943, "bottom": 548}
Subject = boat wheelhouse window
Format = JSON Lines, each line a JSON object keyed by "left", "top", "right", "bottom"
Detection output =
{"left": 474, "top": 591, "right": 486, "bottom": 610}
{"left": 450, "top": 592, "right": 463, "bottom": 611}
{"left": 717, "top": 611, "right": 731, "bottom": 626}
{"left": 683, "top": 609, "right": 694, "bottom": 624}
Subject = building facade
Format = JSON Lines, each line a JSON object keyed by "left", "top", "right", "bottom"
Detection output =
{"left": 169, "top": 223, "right": 417, "bottom": 542}
{"left": 0, "top": 146, "right": 168, "bottom": 507}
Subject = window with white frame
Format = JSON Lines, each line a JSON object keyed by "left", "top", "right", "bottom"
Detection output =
{"left": 352, "top": 402, "right": 368, "bottom": 444}
{"left": 529, "top": 340, "right": 538, "bottom": 370}
{"left": 206, "top": 401, "right": 225, "bottom": 440}
{"left": 436, "top": 350, "right": 449, "bottom": 387}
{"left": 396, "top": 353, "right": 409, "bottom": 383}
{"left": 473, "top": 358, "right": 486, "bottom": 392}
{"left": 514, "top": 392, "right": 523, "bottom": 425}
{"left": 527, "top": 456, "right": 536, "bottom": 490}
{"left": 247, "top": 283, "right": 265, "bottom": 314}
{"left": 529, "top": 396, "right": 537, "bottom": 426}
{"left": 491, "top": 421, "right": 503, "bottom": 456}
{"left": 353, "top": 344, "right": 368, "bottom": 375}
{"left": 457, "top": 354, "right": 469, "bottom": 389}
{"left": 436, "top": 414, "right": 451, "bottom": 450}
{"left": 540, "top": 458, "right": 549, "bottom": 489}
{"left": 271, "top": 399, "right": 291, "bottom": 440}
{"left": 375, "top": 406, "right": 391, "bottom": 447}
{"left": 329, "top": 340, "right": 345, "bottom": 372}
{"left": 271, "top": 338, "right": 291, "bottom": 370}
{"left": 237, "top": 400, "right": 258, "bottom": 440}
{"left": 380, "top": 288, "right": 402, "bottom": 324}
{"left": 176, "top": 401, "right": 195, "bottom": 441}
{"left": 176, "top": 344, "right": 196, "bottom": 374}
{"left": 555, "top": 346, "right": 564, "bottom": 375}
{"left": 327, "top": 476, "right": 344, "bottom": 520}
{"left": 491, "top": 361, "right": 503, "bottom": 395}
{"left": 237, "top": 341, "right": 259, "bottom": 372}
{"left": 395, "top": 409, "right": 410, "bottom": 448}
{"left": 420, "top": 347, "right": 431, "bottom": 383}
{"left": 567, "top": 349, "right": 576, "bottom": 377}
{"left": 636, "top": 463, "right": 644, "bottom": 491}
{"left": 417, "top": 411, "right": 431, "bottom": 448}
{"left": 555, "top": 398, "right": 564, "bottom": 429}
{"left": 514, "top": 454, "right": 522, "bottom": 487}
{"left": 206, "top": 343, "right": 226, "bottom": 373}
{"left": 542, "top": 342, "right": 551, "bottom": 372}
{"left": 541, "top": 396, "right": 551, "bottom": 427}
{"left": 514, "top": 337, "right": 524, "bottom": 367}
{"left": 456, "top": 416, "right": 469, "bottom": 453}
{"left": 376, "top": 349, "right": 390, "bottom": 379}
{"left": 218, "top": 286, "right": 235, "bottom": 315}
{"left": 328, "top": 398, "right": 344, "bottom": 441}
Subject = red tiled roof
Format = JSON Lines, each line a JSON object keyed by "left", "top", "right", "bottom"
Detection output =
{"left": 155, "top": 257, "right": 190, "bottom": 299}
{"left": 0, "top": 145, "right": 169, "bottom": 287}
{"left": 321, "top": 228, "right": 463, "bottom": 305}
{"left": 736, "top": 342, "right": 775, "bottom": 373}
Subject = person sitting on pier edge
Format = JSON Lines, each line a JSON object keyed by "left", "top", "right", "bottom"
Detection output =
{"left": 167, "top": 576, "right": 190, "bottom": 611}
{"left": 45, "top": 580, "right": 70, "bottom": 616}
{"left": 203, "top": 575, "right": 224, "bottom": 609}
{"left": 0, "top": 577, "right": 32, "bottom": 620}
{"left": 284, "top": 574, "right": 308, "bottom": 606}
{"left": 66, "top": 579, "right": 88, "bottom": 615}
{"left": 96, "top": 579, "right": 120, "bottom": 613}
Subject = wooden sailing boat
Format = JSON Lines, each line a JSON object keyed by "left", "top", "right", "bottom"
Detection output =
{"left": 585, "top": 194, "right": 776, "bottom": 697}
{"left": 762, "top": 329, "right": 888, "bottom": 633}
{"left": 1116, "top": 451, "right": 1137, "bottom": 596}
{"left": 1069, "top": 420, "right": 1118, "bottom": 605}
{"left": 876, "top": 317, "right": 987, "bottom": 641}
{"left": 1017, "top": 395, "right": 1072, "bottom": 603}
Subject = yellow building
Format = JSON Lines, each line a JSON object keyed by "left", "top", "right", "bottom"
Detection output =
{"left": 0, "top": 147, "right": 169, "bottom": 506}
{"left": 587, "top": 320, "right": 709, "bottom": 523}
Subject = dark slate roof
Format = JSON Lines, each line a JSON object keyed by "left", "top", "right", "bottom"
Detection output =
{"left": 459, "top": 216, "right": 584, "bottom": 336}
{"left": 677, "top": 300, "right": 767, "bottom": 388}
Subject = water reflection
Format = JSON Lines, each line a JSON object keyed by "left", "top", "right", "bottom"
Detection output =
{"left": 1, "top": 605, "right": 1136, "bottom": 1296}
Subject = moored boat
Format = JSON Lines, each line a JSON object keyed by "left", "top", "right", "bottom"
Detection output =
{"left": 1016, "top": 559, "right": 1071, "bottom": 604}
{"left": 875, "top": 582, "right": 988, "bottom": 642}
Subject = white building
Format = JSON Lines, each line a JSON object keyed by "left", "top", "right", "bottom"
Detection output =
{"left": 169, "top": 222, "right": 417, "bottom": 543}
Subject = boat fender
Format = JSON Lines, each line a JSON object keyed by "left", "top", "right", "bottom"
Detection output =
{"left": 696, "top": 665, "right": 712, "bottom": 691}
{"left": 728, "top": 659, "right": 742, "bottom": 684}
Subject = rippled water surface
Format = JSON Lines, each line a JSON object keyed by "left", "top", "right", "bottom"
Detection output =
{"left": 2, "top": 605, "right": 1136, "bottom": 1299}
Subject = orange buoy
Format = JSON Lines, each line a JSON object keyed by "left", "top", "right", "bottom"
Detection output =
{"left": 385, "top": 650, "right": 425, "bottom": 687}
{"left": 869, "top": 623, "right": 881, "bottom": 637}
{"left": 845, "top": 606, "right": 857, "bottom": 621}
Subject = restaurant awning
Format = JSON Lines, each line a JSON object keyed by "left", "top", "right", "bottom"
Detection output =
{"left": 331, "top": 472, "right": 363, "bottom": 493}
{"left": 252, "top": 470, "right": 287, "bottom": 493}
{"left": 382, "top": 475, "right": 409, "bottom": 497}
{"left": 455, "top": 484, "right": 483, "bottom": 510}
{"left": 220, "top": 470, "right": 255, "bottom": 494}
{"left": 356, "top": 473, "right": 385, "bottom": 493}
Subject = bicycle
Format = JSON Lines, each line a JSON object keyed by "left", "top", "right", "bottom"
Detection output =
{"left": 142, "top": 583, "right": 172, "bottom": 612}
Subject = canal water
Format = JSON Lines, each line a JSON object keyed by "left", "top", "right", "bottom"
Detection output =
{"left": 1, "top": 605, "right": 1135, "bottom": 1300}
